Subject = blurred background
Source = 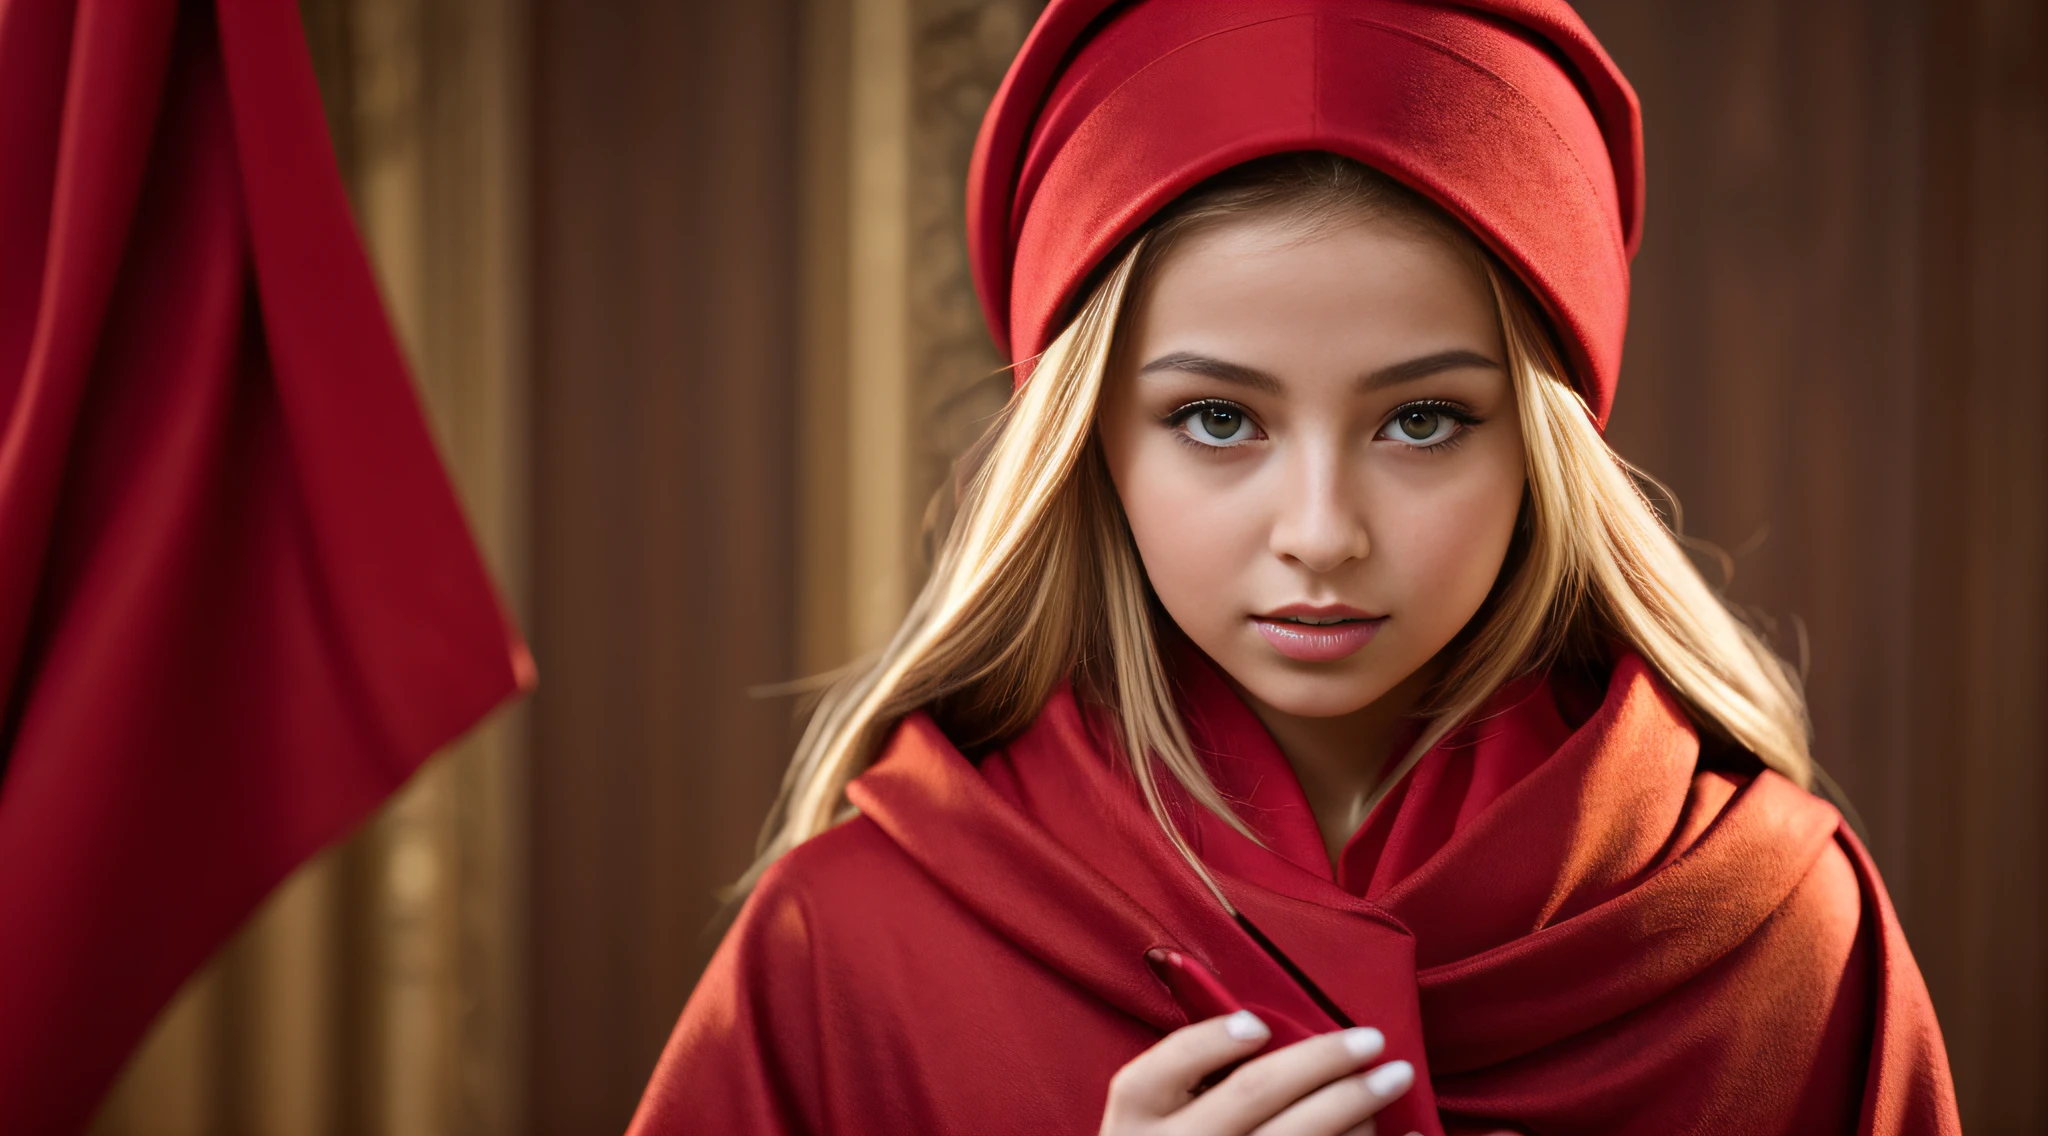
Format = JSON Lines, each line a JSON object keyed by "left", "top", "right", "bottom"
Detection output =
{"left": 88, "top": 0, "right": 2044, "bottom": 1132}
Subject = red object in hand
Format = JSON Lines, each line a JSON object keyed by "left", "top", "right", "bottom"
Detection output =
{"left": 1146, "top": 947, "right": 1319, "bottom": 1054}
{"left": 0, "top": 1, "right": 530, "bottom": 1131}
{"left": 1145, "top": 946, "right": 1322, "bottom": 1092}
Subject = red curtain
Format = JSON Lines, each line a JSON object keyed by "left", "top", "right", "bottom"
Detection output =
{"left": 0, "top": 0, "right": 531, "bottom": 1130}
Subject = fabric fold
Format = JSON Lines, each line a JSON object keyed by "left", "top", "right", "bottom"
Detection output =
{"left": 636, "top": 652, "right": 1957, "bottom": 1134}
{"left": 968, "top": 0, "right": 1642, "bottom": 422}
{"left": 0, "top": 2, "right": 529, "bottom": 1130}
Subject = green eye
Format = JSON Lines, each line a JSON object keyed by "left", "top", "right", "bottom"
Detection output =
{"left": 1398, "top": 409, "right": 1441, "bottom": 440}
{"left": 1378, "top": 402, "right": 1471, "bottom": 447}
{"left": 1172, "top": 400, "right": 1260, "bottom": 447}
{"left": 1200, "top": 407, "right": 1243, "bottom": 439}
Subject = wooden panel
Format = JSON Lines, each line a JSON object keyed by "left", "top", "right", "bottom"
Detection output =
{"left": 1571, "top": 0, "right": 1924, "bottom": 883}
{"left": 1908, "top": 0, "right": 2047, "bottom": 1124}
{"left": 525, "top": 1, "right": 802, "bottom": 1129}
{"left": 1572, "top": 0, "right": 2047, "bottom": 1125}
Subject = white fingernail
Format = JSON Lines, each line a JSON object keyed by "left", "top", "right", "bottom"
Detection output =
{"left": 1362, "top": 1059, "right": 1414, "bottom": 1097}
{"left": 1341, "top": 1026, "right": 1384, "bottom": 1058}
{"left": 1225, "top": 1010, "right": 1269, "bottom": 1041}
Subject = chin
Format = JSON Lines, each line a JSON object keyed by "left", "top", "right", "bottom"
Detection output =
{"left": 1233, "top": 662, "right": 1402, "bottom": 720}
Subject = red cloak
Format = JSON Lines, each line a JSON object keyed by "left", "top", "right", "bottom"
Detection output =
{"left": 632, "top": 653, "right": 1957, "bottom": 1134}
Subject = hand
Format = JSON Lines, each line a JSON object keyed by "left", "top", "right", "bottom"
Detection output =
{"left": 1100, "top": 1011, "right": 1419, "bottom": 1136}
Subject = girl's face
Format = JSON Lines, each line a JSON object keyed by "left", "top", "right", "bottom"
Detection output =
{"left": 1099, "top": 212, "right": 1526, "bottom": 720}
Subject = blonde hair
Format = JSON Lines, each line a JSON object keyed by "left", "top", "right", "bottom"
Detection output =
{"left": 737, "top": 154, "right": 1811, "bottom": 898}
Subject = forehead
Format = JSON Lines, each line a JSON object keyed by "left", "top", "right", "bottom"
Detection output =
{"left": 1126, "top": 213, "right": 1502, "bottom": 368}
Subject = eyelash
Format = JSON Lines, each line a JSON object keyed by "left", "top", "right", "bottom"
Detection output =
{"left": 1160, "top": 398, "right": 1483, "bottom": 452}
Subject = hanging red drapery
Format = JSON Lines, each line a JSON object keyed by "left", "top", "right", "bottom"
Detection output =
{"left": 0, "top": 0, "right": 532, "bottom": 1130}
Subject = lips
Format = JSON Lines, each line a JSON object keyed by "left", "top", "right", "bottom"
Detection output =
{"left": 1251, "top": 604, "right": 1386, "bottom": 662}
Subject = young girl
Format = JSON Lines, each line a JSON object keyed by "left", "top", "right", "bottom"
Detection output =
{"left": 632, "top": 2, "right": 1959, "bottom": 1133}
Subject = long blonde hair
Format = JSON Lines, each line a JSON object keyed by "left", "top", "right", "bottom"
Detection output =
{"left": 737, "top": 154, "right": 1811, "bottom": 897}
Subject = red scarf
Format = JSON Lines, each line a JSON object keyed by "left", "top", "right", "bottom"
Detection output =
{"left": 635, "top": 653, "right": 1958, "bottom": 1134}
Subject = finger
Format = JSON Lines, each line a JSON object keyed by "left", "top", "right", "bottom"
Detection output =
{"left": 1248, "top": 1059, "right": 1414, "bottom": 1136}
{"left": 1106, "top": 1011, "right": 1273, "bottom": 1118}
{"left": 1176, "top": 1027, "right": 1387, "bottom": 1133}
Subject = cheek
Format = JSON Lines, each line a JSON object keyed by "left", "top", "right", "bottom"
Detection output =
{"left": 1367, "top": 451, "right": 1525, "bottom": 622}
{"left": 1103, "top": 434, "right": 1265, "bottom": 625}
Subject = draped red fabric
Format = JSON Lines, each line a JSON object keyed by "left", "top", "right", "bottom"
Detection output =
{"left": 967, "top": 0, "right": 1642, "bottom": 425}
{"left": 0, "top": 1, "right": 530, "bottom": 1129}
{"left": 633, "top": 654, "right": 1958, "bottom": 1134}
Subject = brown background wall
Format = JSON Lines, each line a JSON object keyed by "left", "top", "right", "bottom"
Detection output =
{"left": 525, "top": 0, "right": 803, "bottom": 1129}
{"left": 96, "top": 1, "right": 2046, "bottom": 1133}
{"left": 1576, "top": 1, "right": 2047, "bottom": 1126}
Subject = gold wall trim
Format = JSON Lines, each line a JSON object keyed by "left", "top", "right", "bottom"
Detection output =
{"left": 845, "top": 0, "right": 916, "bottom": 652}
{"left": 800, "top": 0, "right": 1042, "bottom": 672}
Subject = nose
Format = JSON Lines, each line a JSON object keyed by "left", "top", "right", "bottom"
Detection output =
{"left": 1268, "top": 438, "right": 1369, "bottom": 573}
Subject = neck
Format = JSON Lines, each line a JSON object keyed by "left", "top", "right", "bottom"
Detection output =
{"left": 1232, "top": 662, "right": 1440, "bottom": 871}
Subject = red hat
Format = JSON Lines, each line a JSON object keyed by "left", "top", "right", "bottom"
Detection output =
{"left": 967, "top": 0, "right": 1643, "bottom": 425}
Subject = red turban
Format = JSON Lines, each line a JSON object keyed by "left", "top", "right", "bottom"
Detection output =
{"left": 967, "top": 0, "right": 1644, "bottom": 425}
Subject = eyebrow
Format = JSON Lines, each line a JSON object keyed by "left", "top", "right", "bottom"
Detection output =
{"left": 1136, "top": 348, "right": 1502, "bottom": 393}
